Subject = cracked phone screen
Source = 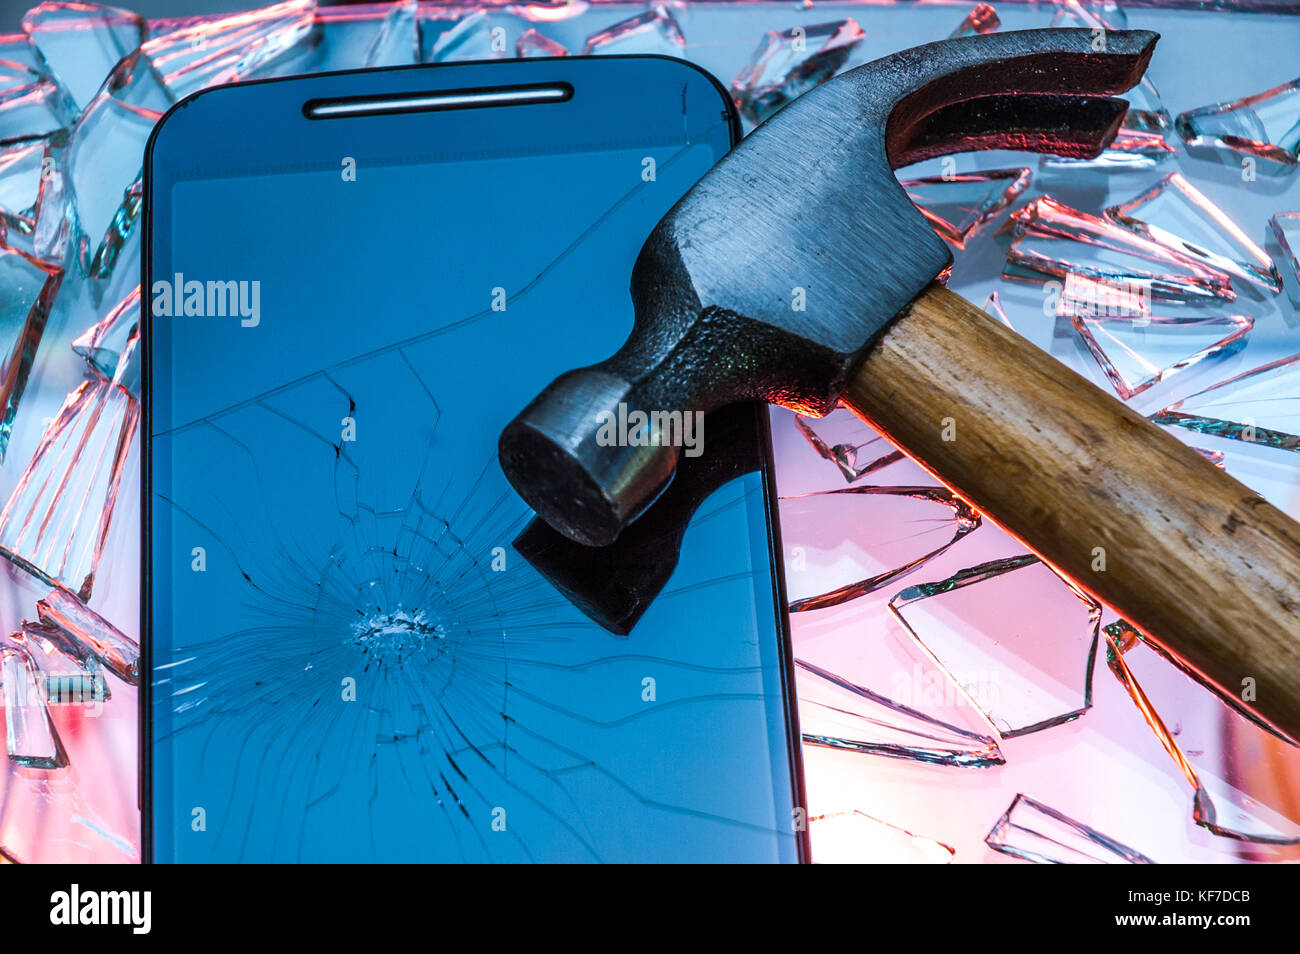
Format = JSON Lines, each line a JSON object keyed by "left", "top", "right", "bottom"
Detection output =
{"left": 146, "top": 60, "right": 802, "bottom": 862}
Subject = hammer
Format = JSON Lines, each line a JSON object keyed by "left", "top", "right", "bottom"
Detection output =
{"left": 499, "top": 30, "right": 1300, "bottom": 741}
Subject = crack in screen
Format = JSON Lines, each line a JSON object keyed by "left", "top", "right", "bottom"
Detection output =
{"left": 150, "top": 104, "right": 799, "bottom": 862}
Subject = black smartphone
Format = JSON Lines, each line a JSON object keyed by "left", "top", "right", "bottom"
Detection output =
{"left": 144, "top": 55, "right": 805, "bottom": 862}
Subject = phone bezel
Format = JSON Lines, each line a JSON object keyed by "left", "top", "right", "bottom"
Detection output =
{"left": 140, "top": 54, "right": 807, "bottom": 864}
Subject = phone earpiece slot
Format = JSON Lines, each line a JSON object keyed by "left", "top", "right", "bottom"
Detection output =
{"left": 303, "top": 83, "right": 573, "bottom": 119}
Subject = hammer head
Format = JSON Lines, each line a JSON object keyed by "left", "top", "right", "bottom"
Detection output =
{"left": 500, "top": 28, "right": 1158, "bottom": 546}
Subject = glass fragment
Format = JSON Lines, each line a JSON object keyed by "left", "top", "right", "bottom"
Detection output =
{"left": 949, "top": 3, "right": 999, "bottom": 38}
{"left": 1107, "top": 622, "right": 1300, "bottom": 844}
{"left": 791, "top": 410, "right": 904, "bottom": 484}
{"left": 72, "top": 285, "right": 138, "bottom": 381}
{"left": 890, "top": 555, "right": 1101, "bottom": 737}
{"left": 35, "top": 585, "right": 138, "bottom": 686}
{"left": 22, "top": 1, "right": 147, "bottom": 113}
{"left": 0, "top": 246, "right": 61, "bottom": 460}
{"left": 0, "top": 79, "right": 69, "bottom": 146}
{"left": 516, "top": 28, "right": 567, "bottom": 58}
{"left": 581, "top": 4, "right": 685, "bottom": 56}
{"left": 1176, "top": 77, "right": 1300, "bottom": 173}
{"left": 1073, "top": 312, "right": 1253, "bottom": 400}
{"left": 141, "top": 0, "right": 317, "bottom": 100}
{"left": 986, "top": 793, "right": 1156, "bottom": 864}
{"left": 983, "top": 290, "right": 1014, "bottom": 330}
{"left": 0, "top": 377, "right": 139, "bottom": 602}
{"left": 903, "top": 168, "right": 1030, "bottom": 249}
{"left": 0, "top": 138, "right": 47, "bottom": 239}
{"left": 1005, "top": 196, "right": 1235, "bottom": 304}
{"left": 429, "top": 11, "right": 507, "bottom": 62}
{"left": 361, "top": 0, "right": 420, "bottom": 68}
{"left": 1150, "top": 353, "right": 1300, "bottom": 453}
{"left": 731, "top": 19, "right": 864, "bottom": 124}
{"left": 792, "top": 602, "right": 1004, "bottom": 767}
{"left": 1107, "top": 173, "right": 1281, "bottom": 293}
{"left": 1269, "top": 212, "right": 1299, "bottom": 286}
{"left": 61, "top": 52, "right": 169, "bottom": 277}
{"left": 1, "top": 633, "right": 68, "bottom": 769}
{"left": 781, "top": 485, "right": 980, "bottom": 612}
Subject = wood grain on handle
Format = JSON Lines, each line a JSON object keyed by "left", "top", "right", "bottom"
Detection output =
{"left": 846, "top": 282, "right": 1300, "bottom": 741}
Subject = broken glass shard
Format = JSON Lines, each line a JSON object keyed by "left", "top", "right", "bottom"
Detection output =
{"left": 0, "top": 643, "right": 138, "bottom": 859}
{"left": 35, "top": 585, "right": 138, "bottom": 685}
{"left": 0, "top": 131, "right": 70, "bottom": 267}
{"left": 791, "top": 409, "right": 904, "bottom": 483}
{"left": 61, "top": 51, "right": 170, "bottom": 277}
{"left": 811, "top": 810, "right": 955, "bottom": 863}
{"left": 902, "top": 168, "right": 1030, "bottom": 250}
{"left": 111, "top": 325, "right": 138, "bottom": 397}
{"left": 0, "top": 79, "right": 69, "bottom": 146}
{"left": 1119, "top": 75, "right": 1174, "bottom": 137}
{"left": 890, "top": 555, "right": 1102, "bottom": 737}
{"left": 1107, "top": 622, "right": 1300, "bottom": 843}
{"left": 949, "top": 2, "right": 1000, "bottom": 38}
{"left": 362, "top": 0, "right": 420, "bottom": 68}
{"left": 581, "top": 4, "right": 685, "bottom": 56}
{"left": 0, "top": 38, "right": 42, "bottom": 98}
{"left": 731, "top": 19, "right": 864, "bottom": 125}
{"left": 0, "top": 246, "right": 62, "bottom": 460}
{"left": 986, "top": 793, "right": 1156, "bottom": 864}
{"left": 1050, "top": 0, "right": 1126, "bottom": 30}
{"left": 0, "top": 375, "right": 139, "bottom": 601}
{"left": 30, "top": 132, "right": 70, "bottom": 264}
{"left": 141, "top": 0, "right": 317, "bottom": 100}
{"left": 781, "top": 486, "right": 980, "bottom": 612}
{"left": 87, "top": 174, "right": 140, "bottom": 279}
{"left": 21, "top": 618, "right": 110, "bottom": 700}
{"left": 983, "top": 291, "right": 1014, "bottom": 330}
{"left": 1073, "top": 312, "right": 1253, "bottom": 401}
{"left": 0, "top": 63, "right": 39, "bottom": 100}
{"left": 22, "top": 1, "right": 147, "bottom": 114}
{"left": 1107, "top": 173, "right": 1282, "bottom": 294}
{"left": 516, "top": 28, "right": 568, "bottom": 58}
{"left": 0, "top": 138, "right": 47, "bottom": 240}
{"left": 792, "top": 601, "right": 1004, "bottom": 767}
{"left": 1270, "top": 212, "right": 1300, "bottom": 286}
{"left": 1005, "top": 196, "right": 1235, "bottom": 304}
{"left": 1176, "top": 78, "right": 1300, "bottom": 173}
{"left": 797, "top": 658, "right": 1003, "bottom": 767}
{"left": 72, "top": 285, "right": 138, "bottom": 381}
{"left": 430, "top": 11, "right": 506, "bottom": 62}
{"left": 1, "top": 634, "right": 68, "bottom": 769}
{"left": 1150, "top": 353, "right": 1300, "bottom": 453}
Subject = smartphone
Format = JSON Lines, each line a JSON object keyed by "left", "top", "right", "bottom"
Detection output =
{"left": 143, "top": 55, "right": 805, "bottom": 862}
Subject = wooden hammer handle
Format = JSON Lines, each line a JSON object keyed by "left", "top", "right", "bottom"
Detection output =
{"left": 846, "top": 282, "right": 1300, "bottom": 740}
